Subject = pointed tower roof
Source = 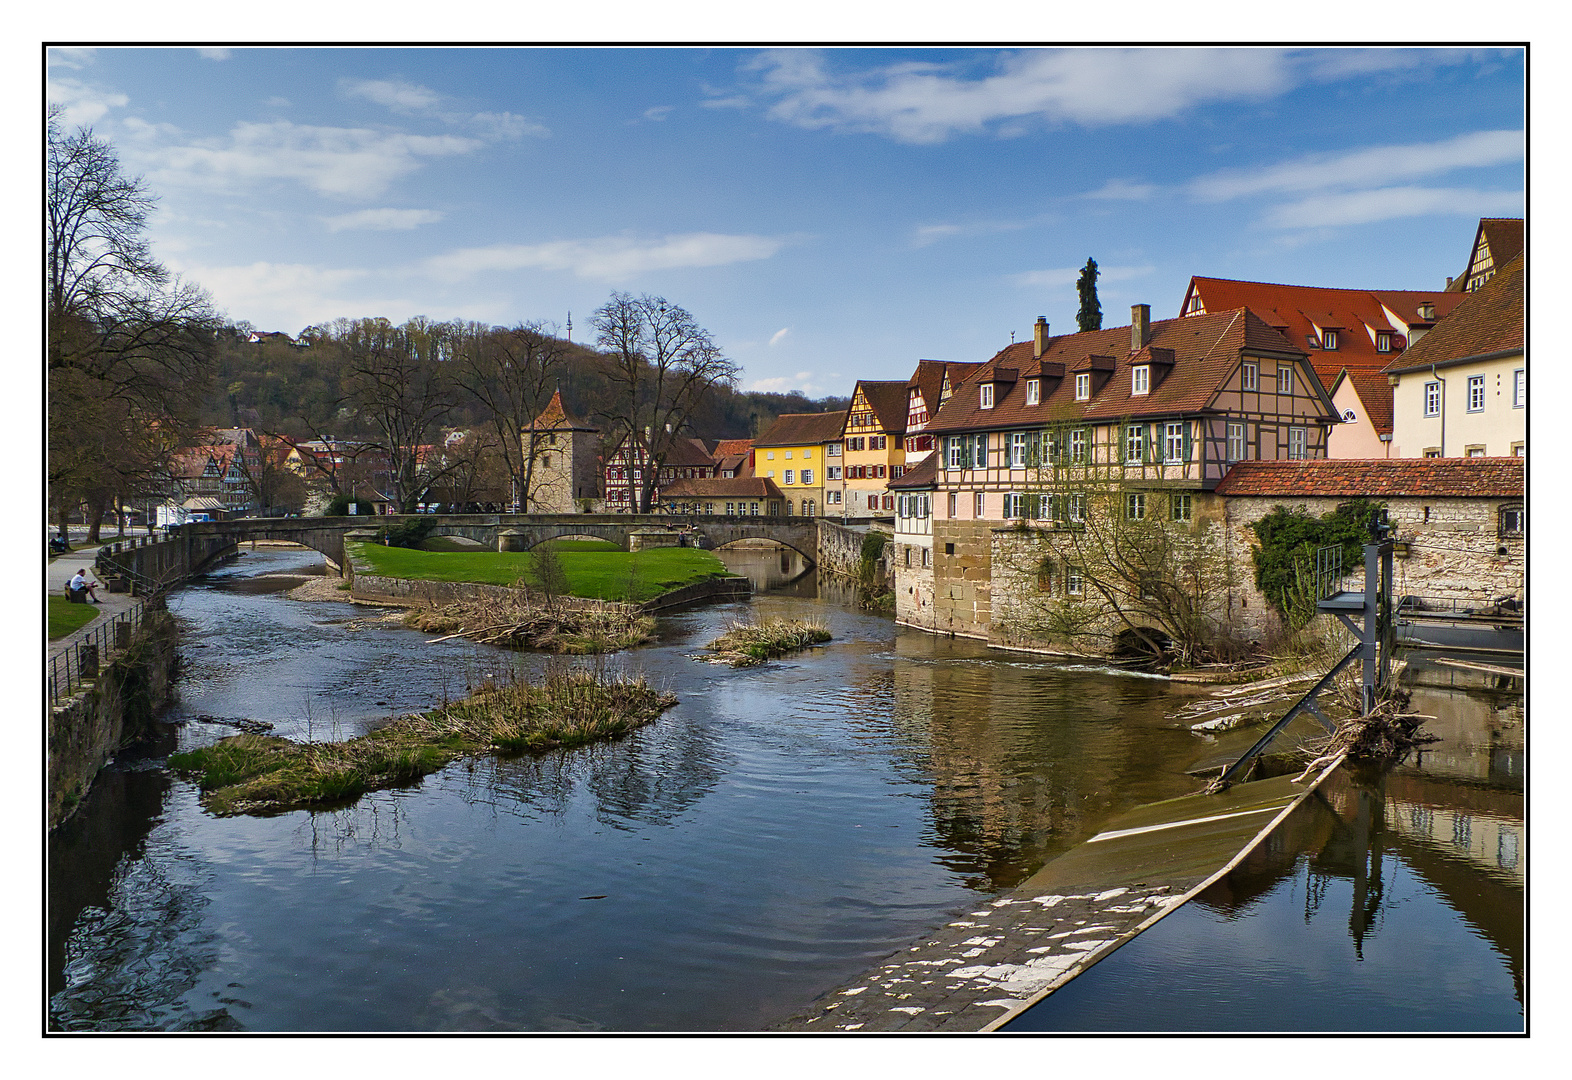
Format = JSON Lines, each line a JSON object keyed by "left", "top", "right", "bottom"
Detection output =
{"left": 528, "top": 389, "right": 598, "bottom": 432}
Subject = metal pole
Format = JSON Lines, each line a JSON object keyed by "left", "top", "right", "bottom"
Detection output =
{"left": 1362, "top": 541, "right": 1379, "bottom": 714}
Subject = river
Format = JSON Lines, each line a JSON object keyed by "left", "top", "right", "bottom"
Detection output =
{"left": 47, "top": 545, "right": 1524, "bottom": 1032}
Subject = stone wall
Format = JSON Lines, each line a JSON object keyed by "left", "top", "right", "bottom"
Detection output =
{"left": 1224, "top": 494, "right": 1525, "bottom": 608}
{"left": 49, "top": 607, "right": 179, "bottom": 829}
{"left": 892, "top": 544, "right": 936, "bottom": 630}
{"left": 930, "top": 520, "right": 995, "bottom": 639}
{"left": 817, "top": 520, "right": 894, "bottom": 586}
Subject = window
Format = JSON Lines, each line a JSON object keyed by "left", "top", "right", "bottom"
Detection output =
{"left": 1322, "top": 329, "right": 1338, "bottom": 350}
{"left": 829, "top": 490, "right": 842, "bottom": 504}
{"left": 1514, "top": 368, "right": 1525, "bottom": 408}
{"left": 828, "top": 465, "right": 841, "bottom": 480}
{"left": 1423, "top": 448, "right": 1441, "bottom": 458}
{"left": 947, "top": 437, "right": 965, "bottom": 470}
{"left": 801, "top": 469, "right": 813, "bottom": 484}
{"left": 1026, "top": 379, "right": 1040, "bottom": 405}
{"left": 980, "top": 383, "right": 994, "bottom": 409}
{"left": 874, "top": 465, "right": 885, "bottom": 478}
{"left": 1376, "top": 331, "right": 1393, "bottom": 352}
{"left": 1500, "top": 505, "right": 1524, "bottom": 537}
{"left": 1070, "top": 429, "right": 1086, "bottom": 464}
{"left": 1067, "top": 567, "right": 1083, "bottom": 596}
{"left": 1277, "top": 366, "right": 1294, "bottom": 394}
{"left": 1164, "top": 422, "right": 1186, "bottom": 464}
{"left": 827, "top": 442, "right": 841, "bottom": 457}
{"left": 1466, "top": 446, "right": 1486, "bottom": 458}
{"left": 766, "top": 451, "right": 775, "bottom": 460}
{"left": 893, "top": 465, "right": 904, "bottom": 478}
{"left": 974, "top": 434, "right": 988, "bottom": 468}
{"left": 785, "top": 500, "right": 793, "bottom": 515}
{"left": 974, "top": 491, "right": 986, "bottom": 517}
{"left": 784, "top": 469, "right": 794, "bottom": 484}
{"left": 1004, "top": 492, "right": 1023, "bottom": 518}
{"left": 1227, "top": 421, "right": 1246, "bottom": 463}
{"left": 804, "top": 447, "right": 814, "bottom": 458}
{"left": 1468, "top": 375, "right": 1485, "bottom": 412}
{"left": 1424, "top": 381, "right": 1442, "bottom": 417}
{"left": 725, "top": 502, "right": 734, "bottom": 516}
{"left": 1171, "top": 493, "right": 1192, "bottom": 522}
{"left": 944, "top": 542, "right": 955, "bottom": 556}
{"left": 785, "top": 450, "right": 793, "bottom": 459}
{"left": 869, "top": 437, "right": 884, "bottom": 451}
{"left": 1125, "top": 492, "right": 1145, "bottom": 520}
{"left": 1010, "top": 432, "right": 1028, "bottom": 467}
{"left": 1241, "top": 362, "right": 1257, "bottom": 391}
{"left": 766, "top": 469, "right": 775, "bottom": 478}
{"left": 947, "top": 492, "right": 958, "bottom": 516}
{"left": 904, "top": 545, "right": 912, "bottom": 567}
{"left": 1185, "top": 293, "right": 1204, "bottom": 315}
{"left": 1288, "top": 427, "right": 1308, "bottom": 460}
{"left": 922, "top": 547, "right": 930, "bottom": 568}
{"left": 1075, "top": 373, "right": 1090, "bottom": 400}
{"left": 1068, "top": 493, "right": 1085, "bottom": 522}
{"left": 1132, "top": 365, "right": 1150, "bottom": 395}
{"left": 1511, "top": 442, "right": 1525, "bottom": 457}
{"left": 1125, "top": 424, "right": 1145, "bottom": 463}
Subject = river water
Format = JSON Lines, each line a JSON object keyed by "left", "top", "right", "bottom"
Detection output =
{"left": 47, "top": 546, "right": 1524, "bottom": 1032}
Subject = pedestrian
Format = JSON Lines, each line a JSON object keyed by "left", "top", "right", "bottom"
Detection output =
{"left": 68, "top": 568, "right": 102, "bottom": 603}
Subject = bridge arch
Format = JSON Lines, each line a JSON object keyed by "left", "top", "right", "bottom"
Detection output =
{"left": 709, "top": 533, "right": 816, "bottom": 564}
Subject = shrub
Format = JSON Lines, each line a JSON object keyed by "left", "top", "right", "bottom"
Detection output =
{"left": 1250, "top": 499, "right": 1384, "bottom": 627}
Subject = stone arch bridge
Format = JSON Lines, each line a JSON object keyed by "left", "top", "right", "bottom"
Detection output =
{"left": 172, "top": 514, "right": 822, "bottom": 577}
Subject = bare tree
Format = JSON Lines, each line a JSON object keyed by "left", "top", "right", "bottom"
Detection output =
{"left": 592, "top": 293, "right": 739, "bottom": 513}
{"left": 452, "top": 321, "right": 570, "bottom": 510}
{"left": 48, "top": 108, "right": 217, "bottom": 540}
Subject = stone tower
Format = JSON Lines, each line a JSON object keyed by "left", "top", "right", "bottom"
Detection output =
{"left": 525, "top": 389, "right": 599, "bottom": 514}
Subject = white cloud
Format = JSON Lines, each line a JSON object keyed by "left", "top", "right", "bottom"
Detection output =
{"left": 748, "top": 372, "right": 819, "bottom": 394}
{"left": 47, "top": 77, "right": 128, "bottom": 127}
{"left": 425, "top": 232, "right": 788, "bottom": 282}
{"left": 739, "top": 48, "right": 1512, "bottom": 145}
{"left": 1189, "top": 130, "right": 1524, "bottom": 202}
{"left": 1262, "top": 186, "right": 1524, "bottom": 230}
{"left": 340, "top": 78, "right": 548, "bottom": 139}
{"left": 140, "top": 120, "right": 482, "bottom": 198}
{"left": 768, "top": 327, "right": 791, "bottom": 347}
{"left": 197, "top": 48, "right": 232, "bottom": 61}
{"left": 165, "top": 259, "right": 371, "bottom": 330}
{"left": 746, "top": 48, "right": 1295, "bottom": 143}
{"left": 323, "top": 208, "right": 446, "bottom": 232}
{"left": 342, "top": 78, "right": 444, "bottom": 114}
{"left": 910, "top": 213, "right": 1057, "bottom": 248}
{"left": 1014, "top": 263, "right": 1155, "bottom": 289}
{"left": 47, "top": 47, "right": 96, "bottom": 71}
{"left": 1084, "top": 179, "right": 1158, "bottom": 201}
{"left": 643, "top": 105, "right": 675, "bottom": 121}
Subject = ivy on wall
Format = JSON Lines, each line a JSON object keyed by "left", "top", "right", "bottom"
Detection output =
{"left": 1249, "top": 499, "right": 1385, "bottom": 628}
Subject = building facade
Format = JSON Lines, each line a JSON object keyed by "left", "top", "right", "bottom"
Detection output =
{"left": 753, "top": 411, "right": 846, "bottom": 517}
{"left": 841, "top": 380, "right": 909, "bottom": 516}
{"left": 523, "top": 390, "right": 600, "bottom": 513}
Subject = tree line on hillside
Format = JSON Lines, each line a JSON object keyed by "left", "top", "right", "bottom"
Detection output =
{"left": 47, "top": 112, "right": 847, "bottom": 534}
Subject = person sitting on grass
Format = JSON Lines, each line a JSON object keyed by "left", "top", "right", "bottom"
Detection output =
{"left": 68, "top": 569, "right": 101, "bottom": 604}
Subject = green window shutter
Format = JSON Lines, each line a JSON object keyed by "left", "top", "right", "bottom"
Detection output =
{"left": 1182, "top": 423, "right": 1192, "bottom": 463}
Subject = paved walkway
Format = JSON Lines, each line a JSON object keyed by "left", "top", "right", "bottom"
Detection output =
{"left": 47, "top": 545, "right": 140, "bottom": 663}
{"left": 772, "top": 759, "right": 1344, "bottom": 1032}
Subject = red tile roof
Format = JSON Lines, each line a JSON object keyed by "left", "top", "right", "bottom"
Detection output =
{"left": 1214, "top": 458, "right": 1523, "bottom": 498}
{"left": 711, "top": 438, "right": 754, "bottom": 458}
{"left": 529, "top": 389, "right": 596, "bottom": 431}
{"left": 887, "top": 453, "right": 939, "bottom": 489}
{"left": 755, "top": 411, "right": 848, "bottom": 448}
{"left": 851, "top": 380, "right": 912, "bottom": 436}
{"left": 659, "top": 477, "right": 783, "bottom": 500}
{"left": 1385, "top": 253, "right": 1524, "bottom": 373}
{"left": 1330, "top": 367, "right": 1395, "bottom": 437}
{"left": 1182, "top": 277, "right": 1463, "bottom": 387}
{"left": 1447, "top": 218, "right": 1524, "bottom": 292}
{"left": 907, "top": 360, "right": 983, "bottom": 418}
{"left": 925, "top": 307, "right": 1329, "bottom": 435}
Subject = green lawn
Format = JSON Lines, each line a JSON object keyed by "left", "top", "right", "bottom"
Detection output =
{"left": 49, "top": 595, "right": 99, "bottom": 639}
{"left": 348, "top": 541, "right": 733, "bottom": 603}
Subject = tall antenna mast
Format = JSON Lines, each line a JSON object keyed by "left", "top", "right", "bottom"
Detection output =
{"left": 565, "top": 311, "right": 572, "bottom": 342}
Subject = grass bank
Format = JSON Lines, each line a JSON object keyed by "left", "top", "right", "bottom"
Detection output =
{"left": 168, "top": 669, "right": 678, "bottom": 816}
{"left": 348, "top": 540, "right": 734, "bottom": 603}
{"left": 49, "top": 595, "right": 99, "bottom": 639}
{"left": 703, "top": 617, "right": 832, "bottom": 667}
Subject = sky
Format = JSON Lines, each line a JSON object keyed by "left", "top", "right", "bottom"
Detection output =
{"left": 46, "top": 46, "right": 1525, "bottom": 398}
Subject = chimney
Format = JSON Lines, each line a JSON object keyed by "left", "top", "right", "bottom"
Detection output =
{"left": 1131, "top": 304, "right": 1151, "bottom": 353}
{"left": 1033, "top": 316, "right": 1048, "bottom": 359}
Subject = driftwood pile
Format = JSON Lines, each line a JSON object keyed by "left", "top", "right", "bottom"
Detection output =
{"left": 408, "top": 597, "right": 654, "bottom": 654}
{"left": 1290, "top": 697, "right": 1437, "bottom": 783}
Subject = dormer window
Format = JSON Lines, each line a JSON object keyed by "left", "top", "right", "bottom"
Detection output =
{"left": 1376, "top": 331, "right": 1393, "bottom": 352}
{"left": 1132, "top": 365, "right": 1150, "bottom": 395}
{"left": 1026, "top": 379, "right": 1040, "bottom": 405}
{"left": 1075, "top": 373, "right": 1090, "bottom": 401}
{"left": 1322, "top": 330, "right": 1338, "bottom": 350}
{"left": 1419, "top": 303, "right": 1435, "bottom": 320}
{"left": 980, "top": 383, "right": 994, "bottom": 409}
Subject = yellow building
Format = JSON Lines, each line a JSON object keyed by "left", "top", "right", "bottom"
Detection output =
{"left": 841, "top": 380, "right": 909, "bottom": 517}
{"left": 753, "top": 411, "right": 846, "bottom": 517}
{"left": 1386, "top": 253, "right": 1524, "bottom": 459}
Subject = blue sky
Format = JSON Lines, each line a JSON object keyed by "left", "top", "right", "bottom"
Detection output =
{"left": 47, "top": 46, "right": 1524, "bottom": 397}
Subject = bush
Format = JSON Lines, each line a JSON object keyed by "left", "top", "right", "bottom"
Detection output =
{"left": 381, "top": 518, "right": 435, "bottom": 549}
{"left": 1250, "top": 499, "right": 1384, "bottom": 627}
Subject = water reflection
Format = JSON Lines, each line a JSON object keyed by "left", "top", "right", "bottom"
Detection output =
{"left": 1007, "top": 653, "right": 1524, "bottom": 1032}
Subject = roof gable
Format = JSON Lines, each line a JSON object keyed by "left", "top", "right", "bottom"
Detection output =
{"left": 1386, "top": 253, "right": 1523, "bottom": 373}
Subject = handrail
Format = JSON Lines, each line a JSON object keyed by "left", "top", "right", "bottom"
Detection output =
{"left": 47, "top": 598, "right": 149, "bottom": 706}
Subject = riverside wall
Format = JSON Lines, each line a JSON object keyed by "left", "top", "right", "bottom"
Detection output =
{"left": 48, "top": 607, "right": 179, "bottom": 829}
{"left": 816, "top": 520, "right": 895, "bottom": 587}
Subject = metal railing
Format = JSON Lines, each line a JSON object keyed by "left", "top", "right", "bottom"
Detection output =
{"left": 1396, "top": 594, "right": 1524, "bottom": 618}
{"left": 1313, "top": 543, "right": 1344, "bottom": 601}
{"left": 48, "top": 599, "right": 150, "bottom": 706}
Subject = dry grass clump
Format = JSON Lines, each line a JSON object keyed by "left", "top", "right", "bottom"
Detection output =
{"left": 169, "top": 669, "right": 677, "bottom": 816}
{"left": 702, "top": 617, "right": 831, "bottom": 667}
{"left": 405, "top": 597, "right": 654, "bottom": 654}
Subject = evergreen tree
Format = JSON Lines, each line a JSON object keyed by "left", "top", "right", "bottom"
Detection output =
{"left": 1076, "top": 258, "right": 1102, "bottom": 333}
